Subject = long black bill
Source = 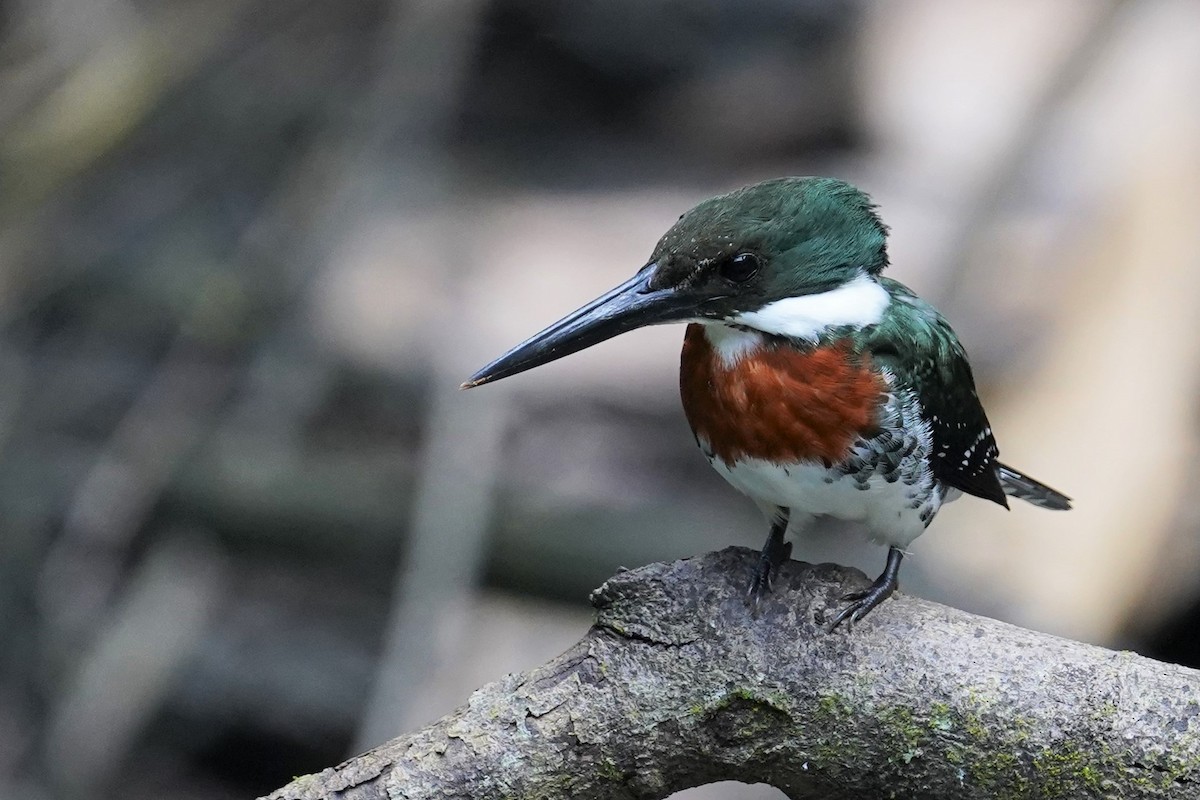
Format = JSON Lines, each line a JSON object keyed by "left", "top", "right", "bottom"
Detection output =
{"left": 462, "top": 263, "right": 694, "bottom": 388}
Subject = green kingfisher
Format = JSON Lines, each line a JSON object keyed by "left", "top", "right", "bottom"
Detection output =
{"left": 463, "top": 177, "right": 1071, "bottom": 628}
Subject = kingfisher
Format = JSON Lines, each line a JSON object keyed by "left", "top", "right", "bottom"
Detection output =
{"left": 463, "top": 177, "right": 1070, "bottom": 628}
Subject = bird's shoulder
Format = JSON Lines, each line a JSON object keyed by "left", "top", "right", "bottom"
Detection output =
{"left": 854, "top": 278, "right": 1008, "bottom": 506}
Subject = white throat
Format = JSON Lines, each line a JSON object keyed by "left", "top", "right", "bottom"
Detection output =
{"left": 703, "top": 324, "right": 763, "bottom": 367}
{"left": 702, "top": 272, "right": 890, "bottom": 366}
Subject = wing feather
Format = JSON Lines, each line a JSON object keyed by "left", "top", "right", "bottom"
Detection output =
{"left": 863, "top": 279, "right": 1008, "bottom": 507}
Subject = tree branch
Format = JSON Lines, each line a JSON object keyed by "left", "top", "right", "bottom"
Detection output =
{"left": 263, "top": 547, "right": 1200, "bottom": 800}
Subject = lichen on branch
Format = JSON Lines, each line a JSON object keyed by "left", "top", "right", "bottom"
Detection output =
{"left": 265, "top": 548, "right": 1200, "bottom": 800}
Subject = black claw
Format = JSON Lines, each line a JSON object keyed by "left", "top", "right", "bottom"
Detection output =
{"left": 747, "top": 563, "right": 771, "bottom": 608}
{"left": 828, "top": 581, "right": 895, "bottom": 629}
{"left": 828, "top": 546, "right": 904, "bottom": 631}
{"left": 747, "top": 540, "right": 791, "bottom": 608}
{"left": 746, "top": 511, "right": 790, "bottom": 611}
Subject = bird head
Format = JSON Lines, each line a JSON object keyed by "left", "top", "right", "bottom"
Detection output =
{"left": 463, "top": 176, "right": 890, "bottom": 388}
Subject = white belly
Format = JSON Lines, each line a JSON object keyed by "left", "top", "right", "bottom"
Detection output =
{"left": 709, "top": 455, "right": 938, "bottom": 549}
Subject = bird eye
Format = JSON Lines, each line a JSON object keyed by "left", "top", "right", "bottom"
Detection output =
{"left": 720, "top": 252, "right": 760, "bottom": 283}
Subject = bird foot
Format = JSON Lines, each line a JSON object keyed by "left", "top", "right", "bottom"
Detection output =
{"left": 828, "top": 573, "right": 897, "bottom": 631}
{"left": 747, "top": 539, "right": 792, "bottom": 610}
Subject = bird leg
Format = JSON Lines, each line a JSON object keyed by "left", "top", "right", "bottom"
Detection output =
{"left": 829, "top": 546, "right": 903, "bottom": 630}
{"left": 747, "top": 510, "right": 791, "bottom": 609}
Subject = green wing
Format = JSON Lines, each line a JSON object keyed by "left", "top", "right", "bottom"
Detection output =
{"left": 863, "top": 278, "right": 1008, "bottom": 507}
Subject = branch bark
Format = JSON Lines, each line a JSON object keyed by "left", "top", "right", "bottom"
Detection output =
{"left": 264, "top": 547, "right": 1200, "bottom": 800}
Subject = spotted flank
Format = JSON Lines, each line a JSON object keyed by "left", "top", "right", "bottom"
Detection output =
{"left": 864, "top": 279, "right": 1011, "bottom": 508}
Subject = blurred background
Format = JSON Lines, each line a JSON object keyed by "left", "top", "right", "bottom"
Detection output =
{"left": 1, "top": 0, "right": 1199, "bottom": 798}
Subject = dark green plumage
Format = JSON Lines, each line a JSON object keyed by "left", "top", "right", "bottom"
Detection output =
{"left": 861, "top": 279, "right": 1008, "bottom": 507}
{"left": 647, "top": 177, "right": 889, "bottom": 316}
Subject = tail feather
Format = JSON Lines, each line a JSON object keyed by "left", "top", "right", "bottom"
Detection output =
{"left": 996, "top": 462, "right": 1071, "bottom": 510}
